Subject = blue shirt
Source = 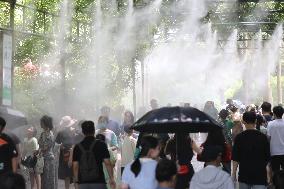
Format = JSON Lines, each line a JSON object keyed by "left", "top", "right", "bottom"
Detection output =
{"left": 106, "top": 119, "right": 120, "bottom": 136}
{"left": 122, "top": 158, "right": 158, "bottom": 189}
{"left": 156, "top": 187, "right": 173, "bottom": 189}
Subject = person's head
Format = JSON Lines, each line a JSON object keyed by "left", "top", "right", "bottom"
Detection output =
{"left": 226, "top": 99, "right": 233, "bottom": 105}
{"left": 242, "top": 111, "right": 257, "bottom": 127}
{"left": 156, "top": 159, "right": 177, "bottom": 188}
{"left": 124, "top": 124, "right": 134, "bottom": 136}
{"left": 204, "top": 129, "right": 226, "bottom": 147}
{"left": 273, "top": 170, "right": 284, "bottom": 189}
{"left": 184, "top": 103, "right": 190, "bottom": 107}
{"left": 228, "top": 104, "right": 238, "bottom": 113}
{"left": 97, "top": 116, "right": 108, "bottom": 130}
{"left": 204, "top": 101, "right": 214, "bottom": 109}
{"left": 0, "top": 117, "right": 6, "bottom": 133}
{"left": 40, "top": 115, "right": 53, "bottom": 131}
{"left": 101, "top": 106, "right": 111, "bottom": 117}
{"left": 26, "top": 126, "right": 37, "bottom": 139}
{"left": 81, "top": 121, "right": 95, "bottom": 136}
{"left": 123, "top": 111, "right": 134, "bottom": 125}
{"left": 0, "top": 172, "right": 26, "bottom": 189}
{"left": 261, "top": 102, "right": 272, "bottom": 114}
{"left": 246, "top": 104, "right": 256, "bottom": 112}
{"left": 131, "top": 135, "right": 160, "bottom": 177}
{"left": 139, "top": 135, "right": 160, "bottom": 158}
{"left": 219, "top": 109, "right": 229, "bottom": 120}
{"left": 150, "top": 99, "right": 158, "bottom": 110}
{"left": 273, "top": 106, "right": 284, "bottom": 119}
{"left": 200, "top": 145, "right": 223, "bottom": 166}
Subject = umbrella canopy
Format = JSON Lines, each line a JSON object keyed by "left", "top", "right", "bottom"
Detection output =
{"left": 0, "top": 106, "right": 27, "bottom": 130}
{"left": 131, "top": 106, "right": 222, "bottom": 133}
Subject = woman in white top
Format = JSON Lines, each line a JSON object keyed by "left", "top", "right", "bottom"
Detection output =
{"left": 121, "top": 135, "right": 160, "bottom": 189}
{"left": 121, "top": 125, "right": 137, "bottom": 174}
{"left": 22, "top": 126, "right": 41, "bottom": 189}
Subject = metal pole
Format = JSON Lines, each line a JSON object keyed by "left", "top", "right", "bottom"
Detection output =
{"left": 277, "top": 59, "right": 282, "bottom": 104}
{"left": 10, "top": 0, "right": 16, "bottom": 107}
{"left": 9, "top": 0, "right": 15, "bottom": 52}
{"left": 133, "top": 59, "right": 137, "bottom": 119}
{"left": 141, "top": 60, "right": 145, "bottom": 108}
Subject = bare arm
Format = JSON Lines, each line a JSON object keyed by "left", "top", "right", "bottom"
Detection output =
{"left": 16, "top": 144, "right": 21, "bottom": 166}
{"left": 12, "top": 157, "right": 17, "bottom": 173}
{"left": 232, "top": 161, "right": 239, "bottom": 181}
{"left": 72, "top": 161, "right": 79, "bottom": 189}
{"left": 191, "top": 140, "right": 201, "bottom": 154}
{"left": 267, "top": 163, "right": 272, "bottom": 184}
{"left": 68, "top": 145, "right": 74, "bottom": 167}
{"left": 120, "top": 183, "right": 129, "bottom": 189}
{"left": 104, "top": 159, "right": 116, "bottom": 189}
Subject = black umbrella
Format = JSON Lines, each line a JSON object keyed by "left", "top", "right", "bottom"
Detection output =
{"left": 131, "top": 106, "right": 223, "bottom": 188}
{"left": 131, "top": 106, "right": 222, "bottom": 133}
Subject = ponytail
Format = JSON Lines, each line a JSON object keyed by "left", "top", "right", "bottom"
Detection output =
{"left": 131, "top": 158, "right": 141, "bottom": 177}
{"left": 130, "top": 135, "right": 159, "bottom": 177}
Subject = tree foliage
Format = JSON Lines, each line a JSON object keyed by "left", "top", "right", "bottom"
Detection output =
{"left": 0, "top": 0, "right": 283, "bottom": 119}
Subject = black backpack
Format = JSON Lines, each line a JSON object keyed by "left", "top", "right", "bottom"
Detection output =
{"left": 78, "top": 141, "right": 99, "bottom": 182}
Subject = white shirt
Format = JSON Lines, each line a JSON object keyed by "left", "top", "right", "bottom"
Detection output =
{"left": 267, "top": 119, "right": 284, "bottom": 156}
{"left": 122, "top": 158, "right": 158, "bottom": 189}
{"left": 121, "top": 135, "right": 137, "bottom": 167}
{"left": 23, "top": 137, "right": 39, "bottom": 157}
{"left": 95, "top": 129, "right": 118, "bottom": 148}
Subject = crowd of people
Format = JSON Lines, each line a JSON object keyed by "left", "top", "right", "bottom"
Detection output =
{"left": 0, "top": 104, "right": 139, "bottom": 189}
{"left": 0, "top": 99, "right": 284, "bottom": 189}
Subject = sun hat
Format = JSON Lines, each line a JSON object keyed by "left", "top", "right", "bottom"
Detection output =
{"left": 60, "top": 116, "right": 76, "bottom": 127}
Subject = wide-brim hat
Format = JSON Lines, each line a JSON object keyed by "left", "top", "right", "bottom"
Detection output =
{"left": 27, "top": 126, "right": 35, "bottom": 133}
{"left": 60, "top": 116, "right": 77, "bottom": 128}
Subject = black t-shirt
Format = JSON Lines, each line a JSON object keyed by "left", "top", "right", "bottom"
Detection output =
{"left": 263, "top": 115, "right": 272, "bottom": 123}
{"left": 0, "top": 133, "right": 18, "bottom": 175}
{"left": 56, "top": 129, "right": 75, "bottom": 149}
{"left": 232, "top": 129, "right": 270, "bottom": 185}
{"left": 73, "top": 136, "right": 110, "bottom": 184}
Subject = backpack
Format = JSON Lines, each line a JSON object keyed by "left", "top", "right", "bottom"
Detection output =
{"left": 78, "top": 141, "right": 99, "bottom": 182}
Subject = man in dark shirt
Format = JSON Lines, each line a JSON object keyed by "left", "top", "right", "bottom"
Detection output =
{"left": 232, "top": 111, "right": 270, "bottom": 189}
{"left": 261, "top": 102, "right": 273, "bottom": 123}
{"left": 0, "top": 117, "right": 18, "bottom": 176}
{"left": 73, "top": 121, "right": 115, "bottom": 189}
{"left": 4, "top": 131, "right": 21, "bottom": 168}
